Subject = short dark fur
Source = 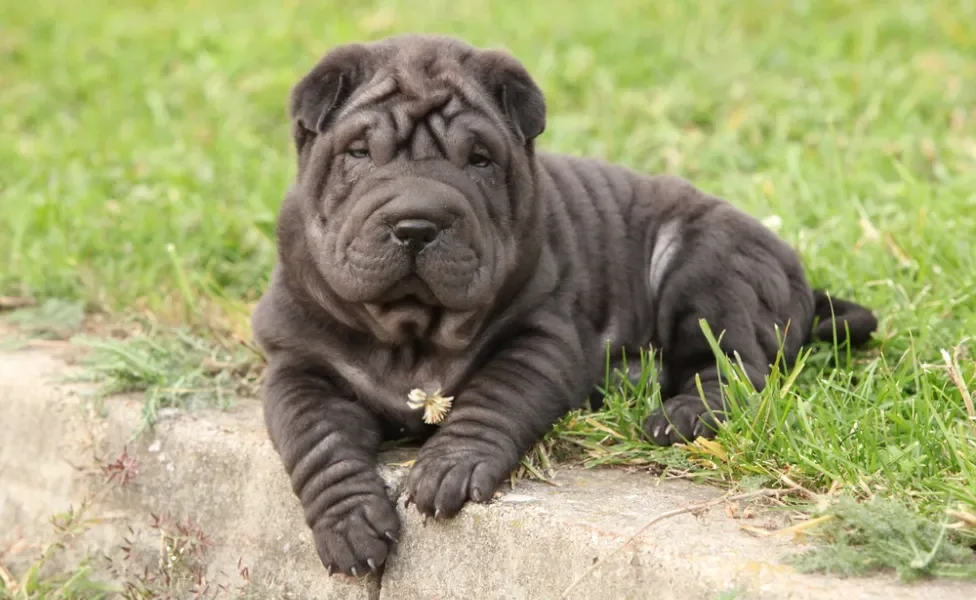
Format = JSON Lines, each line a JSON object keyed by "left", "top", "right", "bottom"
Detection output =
{"left": 252, "top": 34, "right": 878, "bottom": 576}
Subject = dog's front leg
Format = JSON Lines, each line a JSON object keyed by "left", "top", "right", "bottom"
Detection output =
{"left": 262, "top": 360, "right": 400, "bottom": 576}
{"left": 404, "top": 311, "right": 590, "bottom": 519}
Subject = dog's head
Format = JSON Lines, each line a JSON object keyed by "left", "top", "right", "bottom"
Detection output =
{"left": 279, "top": 35, "right": 548, "bottom": 350}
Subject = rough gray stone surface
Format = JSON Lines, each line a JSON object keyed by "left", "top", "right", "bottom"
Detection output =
{"left": 2, "top": 343, "right": 974, "bottom": 599}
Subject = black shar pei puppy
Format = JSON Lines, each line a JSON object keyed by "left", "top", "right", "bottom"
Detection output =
{"left": 251, "top": 33, "right": 878, "bottom": 576}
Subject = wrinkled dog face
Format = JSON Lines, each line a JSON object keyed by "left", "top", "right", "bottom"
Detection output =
{"left": 287, "top": 35, "right": 547, "bottom": 348}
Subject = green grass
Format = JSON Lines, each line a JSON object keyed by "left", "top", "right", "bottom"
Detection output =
{"left": 2, "top": 0, "right": 976, "bottom": 582}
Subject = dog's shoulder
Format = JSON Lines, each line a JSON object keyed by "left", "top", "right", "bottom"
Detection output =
{"left": 250, "top": 266, "right": 300, "bottom": 357}
{"left": 251, "top": 266, "right": 351, "bottom": 368}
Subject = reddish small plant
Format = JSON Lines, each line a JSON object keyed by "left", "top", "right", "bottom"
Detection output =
{"left": 102, "top": 446, "right": 140, "bottom": 488}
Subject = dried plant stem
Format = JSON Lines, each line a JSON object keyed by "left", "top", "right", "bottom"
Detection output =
{"left": 559, "top": 484, "right": 807, "bottom": 598}
{"left": 0, "top": 296, "right": 37, "bottom": 310}
{"left": 941, "top": 338, "right": 975, "bottom": 436}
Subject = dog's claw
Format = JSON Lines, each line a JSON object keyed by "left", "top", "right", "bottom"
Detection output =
{"left": 421, "top": 514, "right": 428, "bottom": 526}
{"left": 434, "top": 508, "right": 442, "bottom": 519}
{"left": 326, "top": 564, "right": 334, "bottom": 576}
{"left": 350, "top": 566, "right": 359, "bottom": 577}
{"left": 384, "top": 530, "right": 399, "bottom": 543}
{"left": 367, "top": 558, "right": 376, "bottom": 572}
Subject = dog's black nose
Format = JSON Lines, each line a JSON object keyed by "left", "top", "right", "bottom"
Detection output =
{"left": 392, "top": 219, "right": 439, "bottom": 251}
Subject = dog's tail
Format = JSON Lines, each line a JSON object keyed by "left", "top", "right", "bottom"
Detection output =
{"left": 807, "top": 289, "right": 878, "bottom": 347}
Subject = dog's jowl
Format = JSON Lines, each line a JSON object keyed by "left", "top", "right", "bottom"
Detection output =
{"left": 251, "top": 34, "right": 878, "bottom": 576}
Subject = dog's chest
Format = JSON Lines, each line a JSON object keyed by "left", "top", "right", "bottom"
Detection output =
{"left": 332, "top": 343, "right": 472, "bottom": 423}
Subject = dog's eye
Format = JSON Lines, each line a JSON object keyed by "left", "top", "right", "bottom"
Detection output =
{"left": 346, "top": 144, "right": 369, "bottom": 159}
{"left": 468, "top": 152, "right": 492, "bottom": 168}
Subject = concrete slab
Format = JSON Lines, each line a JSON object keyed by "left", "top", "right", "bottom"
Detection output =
{"left": 1, "top": 344, "right": 974, "bottom": 599}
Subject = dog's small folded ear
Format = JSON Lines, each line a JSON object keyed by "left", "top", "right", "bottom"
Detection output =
{"left": 289, "top": 44, "right": 370, "bottom": 157}
{"left": 477, "top": 50, "right": 547, "bottom": 145}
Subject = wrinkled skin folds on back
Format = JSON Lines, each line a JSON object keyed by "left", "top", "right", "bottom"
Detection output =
{"left": 251, "top": 34, "right": 879, "bottom": 577}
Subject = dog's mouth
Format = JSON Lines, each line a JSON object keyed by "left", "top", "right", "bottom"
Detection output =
{"left": 363, "top": 298, "right": 444, "bottom": 343}
{"left": 382, "top": 275, "right": 439, "bottom": 306}
{"left": 357, "top": 275, "right": 439, "bottom": 340}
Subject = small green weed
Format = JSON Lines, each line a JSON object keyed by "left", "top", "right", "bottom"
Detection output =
{"left": 4, "top": 299, "right": 86, "bottom": 340}
{"left": 0, "top": 500, "right": 114, "bottom": 600}
{"left": 791, "top": 495, "right": 976, "bottom": 581}
{"left": 75, "top": 326, "right": 262, "bottom": 433}
{"left": 0, "top": 449, "right": 252, "bottom": 600}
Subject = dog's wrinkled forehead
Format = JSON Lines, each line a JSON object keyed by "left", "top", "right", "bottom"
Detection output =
{"left": 333, "top": 55, "right": 468, "bottom": 153}
{"left": 386, "top": 38, "right": 471, "bottom": 94}
{"left": 342, "top": 47, "right": 458, "bottom": 106}
{"left": 289, "top": 34, "right": 547, "bottom": 165}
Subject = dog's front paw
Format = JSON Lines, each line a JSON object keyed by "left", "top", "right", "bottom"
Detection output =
{"left": 311, "top": 487, "right": 400, "bottom": 577}
{"left": 404, "top": 444, "right": 511, "bottom": 519}
{"left": 642, "top": 394, "right": 726, "bottom": 446}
